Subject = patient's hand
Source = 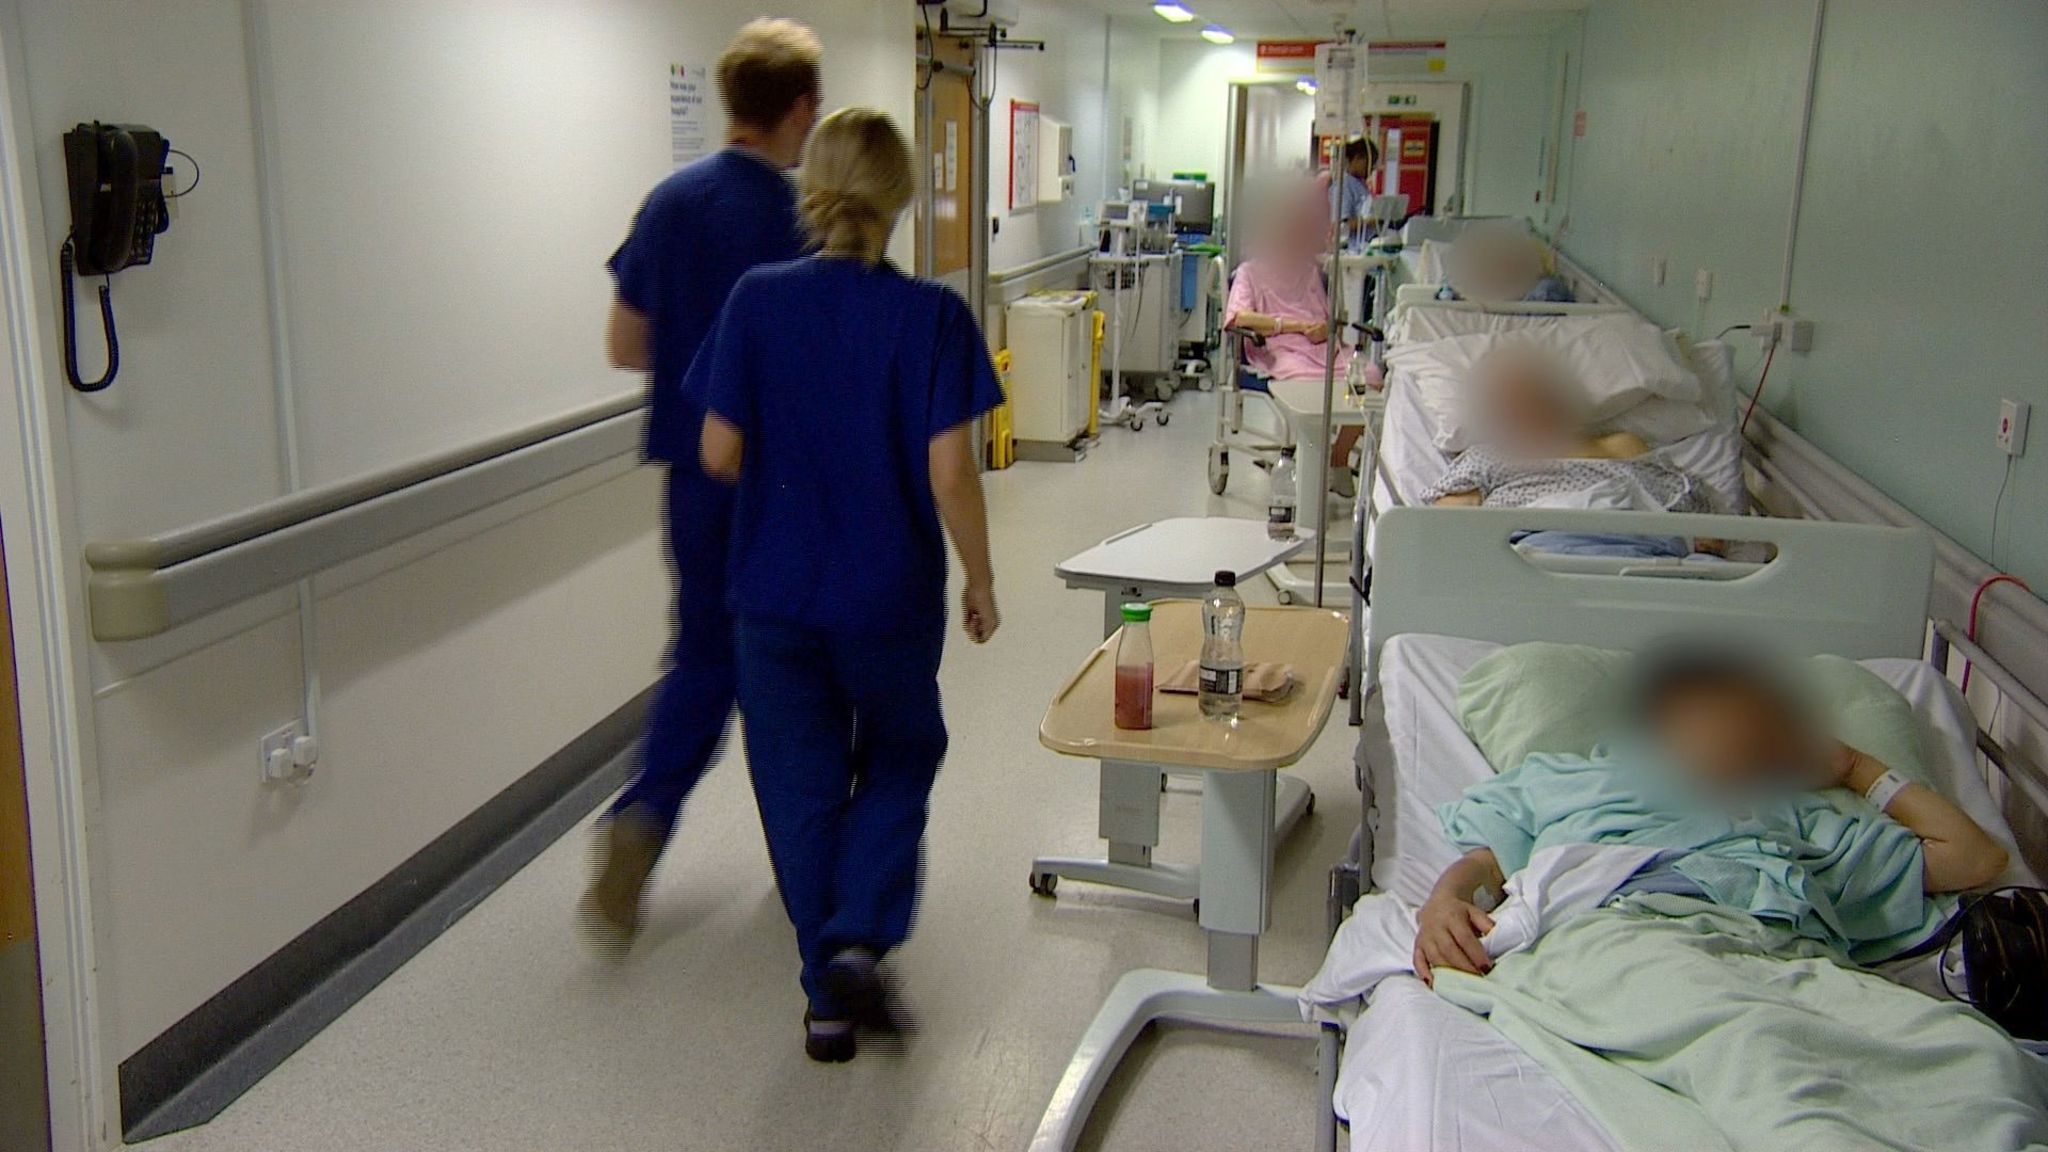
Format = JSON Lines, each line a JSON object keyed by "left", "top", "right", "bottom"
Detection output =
{"left": 1432, "top": 490, "right": 1483, "bottom": 507}
{"left": 1413, "top": 894, "right": 1495, "bottom": 984}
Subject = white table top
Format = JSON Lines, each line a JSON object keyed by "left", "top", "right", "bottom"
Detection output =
{"left": 1056, "top": 517, "right": 1309, "bottom": 592}
{"left": 1266, "top": 377, "right": 1386, "bottom": 424}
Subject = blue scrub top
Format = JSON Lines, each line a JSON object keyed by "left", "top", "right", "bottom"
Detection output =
{"left": 608, "top": 148, "right": 803, "bottom": 463}
{"left": 699, "top": 257, "right": 1004, "bottom": 636}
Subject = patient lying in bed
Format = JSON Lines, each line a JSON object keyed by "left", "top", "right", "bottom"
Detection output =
{"left": 1409, "top": 650, "right": 2045, "bottom": 1152}
{"left": 1422, "top": 346, "right": 1715, "bottom": 558}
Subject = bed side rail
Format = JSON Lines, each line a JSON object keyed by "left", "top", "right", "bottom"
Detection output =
{"left": 1370, "top": 507, "right": 1932, "bottom": 671}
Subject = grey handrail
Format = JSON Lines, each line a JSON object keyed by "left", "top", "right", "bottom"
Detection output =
{"left": 1744, "top": 405, "right": 2048, "bottom": 701}
{"left": 989, "top": 245, "right": 1091, "bottom": 288}
{"left": 87, "top": 392, "right": 642, "bottom": 571}
{"left": 85, "top": 392, "right": 647, "bottom": 640}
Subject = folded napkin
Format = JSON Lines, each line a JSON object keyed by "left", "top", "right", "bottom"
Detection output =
{"left": 1159, "top": 660, "right": 1298, "bottom": 703}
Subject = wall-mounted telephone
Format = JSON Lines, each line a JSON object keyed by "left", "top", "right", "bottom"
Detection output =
{"left": 60, "top": 122, "right": 172, "bottom": 393}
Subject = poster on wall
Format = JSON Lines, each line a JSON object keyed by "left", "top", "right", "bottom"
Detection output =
{"left": 669, "top": 61, "right": 712, "bottom": 167}
{"left": 1009, "top": 100, "right": 1039, "bottom": 212}
{"left": 1368, "top": 41, "right": 1447, "bottom": 75}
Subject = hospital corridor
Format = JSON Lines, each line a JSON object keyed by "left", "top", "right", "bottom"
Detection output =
{"left": 2, "top": 2, "right": 2046, "bottom": 1152}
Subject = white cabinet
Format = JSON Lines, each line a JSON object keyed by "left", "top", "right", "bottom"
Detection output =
{"left": 1007, "top": 291, "right": 1095, "bottom": 455}
{"left": 1038, "top": 116, "right": 1074, "bottom": 203}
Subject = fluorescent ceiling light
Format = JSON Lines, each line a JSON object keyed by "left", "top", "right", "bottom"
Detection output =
{"left": 1295, "top": 77, "right": 1317, "bottom": 94}
{"left": 1200, "top": 24, "right": 1235, "bottom": 43}
{"left": 1152, "top": 3, "right": 1196, "bottom": 23}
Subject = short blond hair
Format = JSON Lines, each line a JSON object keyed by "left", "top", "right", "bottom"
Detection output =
{"left": 799, "top": 108, "right": 914, "bottom": 265}
{"left": 717, "top": 18, "right": 822, "bottom": 128}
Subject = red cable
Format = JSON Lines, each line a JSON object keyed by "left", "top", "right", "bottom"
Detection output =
{"left": 1740, "top": 342, "right": 1778, "bottom": 434}
{"left": 1961, "top": 573, "right": 2032, "bottom": 693}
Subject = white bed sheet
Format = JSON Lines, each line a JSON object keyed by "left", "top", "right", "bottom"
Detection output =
{"left": 1370, "top": 339, "right": 1745, "bottom": 516}
{"left": 1342, "top": 633, "right": 2039, "bottom": 1149}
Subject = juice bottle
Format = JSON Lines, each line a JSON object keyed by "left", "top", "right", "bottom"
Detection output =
{"left": 1113, "top": 602, "right": 1154, "bottom": 730}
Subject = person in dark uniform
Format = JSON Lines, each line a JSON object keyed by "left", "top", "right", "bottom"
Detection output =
{"left": 583, "top": 18, "right": 821, "bottom": 950}
{"left": 697, "top": 108, "right": 1002, "bottom": 1060}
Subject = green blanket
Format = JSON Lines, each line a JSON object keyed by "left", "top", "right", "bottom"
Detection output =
{"left": 1433, "top": 894, "right": 2048, "bottom": 1152}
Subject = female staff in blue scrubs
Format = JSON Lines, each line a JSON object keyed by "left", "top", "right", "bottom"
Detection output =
{"left": 586, "top": 20, "right": 822, "bottom": 948}
{"left": 697, "top": 108, "right": 1002, "bottom": 1062}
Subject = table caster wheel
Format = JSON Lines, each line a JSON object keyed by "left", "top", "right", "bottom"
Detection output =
{"left": 1029, "top": 871, "right": 1058, "bottom": 898}
{"left": 1157, "top": 410, "right": 1171, "bottom": 426}
{"left": 1208, "top": 447, "right": 1229, "bottom": 495}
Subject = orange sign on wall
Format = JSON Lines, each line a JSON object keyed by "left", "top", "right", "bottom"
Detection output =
{"left": 1255, "top": 40, "right": 1325, "bottom": 74}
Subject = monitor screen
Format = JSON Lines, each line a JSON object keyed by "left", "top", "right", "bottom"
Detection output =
{"left": 1132, "top": 179, "right": 1215, "bottom": 233}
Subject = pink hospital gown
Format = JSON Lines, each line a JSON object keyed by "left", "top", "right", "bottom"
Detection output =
{"left": 1225, "top": 257, "right": 1354, "bottom": 382}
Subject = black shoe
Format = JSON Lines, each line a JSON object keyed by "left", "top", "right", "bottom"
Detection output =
{"left": 823, "top": 949, "right": 916, "bottom": 1053}
{"left": 804, "top": 1011, "right": 855, "bottom": 1063}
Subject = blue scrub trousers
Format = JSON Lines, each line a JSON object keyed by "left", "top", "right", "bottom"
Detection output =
{"left": 608, "top": 458, "right": 736, "bottom": 839}
{"left": 733, "top": 615, "right": 948, "bottom": 1015}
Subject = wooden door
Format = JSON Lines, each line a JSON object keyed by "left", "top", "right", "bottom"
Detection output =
{"left": 916, "top": 31, "right": 977, "bottom": 280}
{"left": 0, "top": 534, "right": 50, "bottom": 1151}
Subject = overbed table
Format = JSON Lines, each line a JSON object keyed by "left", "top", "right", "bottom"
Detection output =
{"left": 1038, "top": 519, "right": 1314, "bottom": 905}
{"left": 1029, "top": 601, "right": 1348, "bottom": 1151}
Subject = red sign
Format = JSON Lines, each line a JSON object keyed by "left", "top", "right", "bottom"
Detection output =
{"left": 1255, "top": 40, "right": 1324, "bottom": 74}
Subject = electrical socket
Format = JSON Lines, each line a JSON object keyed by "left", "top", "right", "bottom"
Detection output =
{"left": 1997, "top": 399, "right": 2029, "bottom": 457}
{"left": 1760, "top": 311, "right": 1814, "bottom": 354}
{"left": 1694, "top": 268, "right": 1713, "bottom": 301}
{"left": 262, "top": 720, "right": 311, "bottom": 784}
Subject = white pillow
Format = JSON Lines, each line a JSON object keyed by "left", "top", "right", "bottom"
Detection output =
{"left": 1386, "top": 316, "right": 1704, "bottom": 452}
{"left": 1384, "top": 331, "right": 1501, "bottom": 452}
{"left": 1549, "top": 313, "right": 1702, "bottom": 415}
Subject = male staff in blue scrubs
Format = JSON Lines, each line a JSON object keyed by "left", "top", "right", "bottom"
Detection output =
{"left": 584, "top": 18, "right": 822, "bottom": 949}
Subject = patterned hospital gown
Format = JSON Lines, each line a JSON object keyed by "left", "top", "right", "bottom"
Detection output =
{"left": 1421, "top": 445, "right": 1711, "bottom": 513}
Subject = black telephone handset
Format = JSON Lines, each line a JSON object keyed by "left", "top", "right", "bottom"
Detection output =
{"left": 60, "top": 122, "right": 171, "bottom": 392}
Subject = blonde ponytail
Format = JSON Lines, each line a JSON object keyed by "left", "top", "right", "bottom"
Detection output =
{"left": 799, "top": 108, "right": 914, "bottom": 265}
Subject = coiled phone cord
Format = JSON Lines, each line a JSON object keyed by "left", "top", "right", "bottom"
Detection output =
{"left": 60, "top": 236, "right": 119, "bottom": 393}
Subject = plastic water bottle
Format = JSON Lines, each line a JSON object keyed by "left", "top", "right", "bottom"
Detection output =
{"left": 1267, "top": 448, "right": 1298, "bottom": 541}
{"left": 1199, "top": 571, "right": 1246, "bottom": 721}
{"left": 1113, "top": 603, "right": 1154, "bottom": 731}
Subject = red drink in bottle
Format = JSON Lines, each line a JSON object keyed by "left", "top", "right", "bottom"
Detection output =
{"left": 1115, "top": 663, "right": 1154, "bottom": 730}
{"left": 1114, "top": 603, "right": 1154, "bottom": 731}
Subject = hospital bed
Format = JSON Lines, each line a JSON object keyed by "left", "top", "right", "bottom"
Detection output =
{"left": 1339, "top": 297, "right": 1751, "bottom": 715}
{"left": 1311, "top": 506, "right": 2047, "bottom": 1152}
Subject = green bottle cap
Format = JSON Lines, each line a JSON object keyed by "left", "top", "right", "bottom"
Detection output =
{"left": 1120, "top": 603, "right": 1152, "bottom": 622}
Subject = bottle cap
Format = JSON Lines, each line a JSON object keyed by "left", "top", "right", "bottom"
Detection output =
{"left": 1119, "top": 602, "right": 1152, "bottom": 622}
{"left": 1279, "top": 445, "right": 1296, "bottom": 458}
{"left": 1214, "top": 570, "right": 1237, "bottom": 587}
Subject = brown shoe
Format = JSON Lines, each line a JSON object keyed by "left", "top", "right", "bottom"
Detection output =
{"left": 578, "top": 811, "right": 663, "bottom": 955}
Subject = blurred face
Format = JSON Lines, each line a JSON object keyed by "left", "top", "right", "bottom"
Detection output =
{"left": 1479, "top": 354, "right": 1583, "bottom": 453}
{"left": 1650, "top": 680, "right": 1816, "bottom": 791}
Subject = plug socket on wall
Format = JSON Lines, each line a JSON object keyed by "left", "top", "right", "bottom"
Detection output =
{"left": 1997, "top": 399, "right": 2029, "bottom": 457}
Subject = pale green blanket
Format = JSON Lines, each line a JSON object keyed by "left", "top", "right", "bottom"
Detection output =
{"left": 1433, "top": 894, "right": 2048, "bottom": 1152}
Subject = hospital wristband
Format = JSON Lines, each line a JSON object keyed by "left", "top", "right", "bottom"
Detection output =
{"left": 1863, "top": 769, "right": 1912, "bottom": 812}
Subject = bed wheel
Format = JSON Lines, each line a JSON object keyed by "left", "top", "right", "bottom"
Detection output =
{"left": 1208, "top": 447, "right": 1229, "bottom": 495}
{"left": 1029, "top": 871, "right": 1058, "bottom": 898}
{"left": 1157, "top": 410, "right": 1171, "bottom": 426}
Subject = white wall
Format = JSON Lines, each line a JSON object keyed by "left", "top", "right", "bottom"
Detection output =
{"left": 1, "top": 0, "right": 916, "bottom": 1082}
{"left": 986, "top": 0, "right": 1112, "bottom": 272}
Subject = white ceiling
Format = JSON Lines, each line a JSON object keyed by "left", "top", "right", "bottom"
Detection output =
{"left": 1068, "top": 0, "right": 1588, "bottom": 39}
